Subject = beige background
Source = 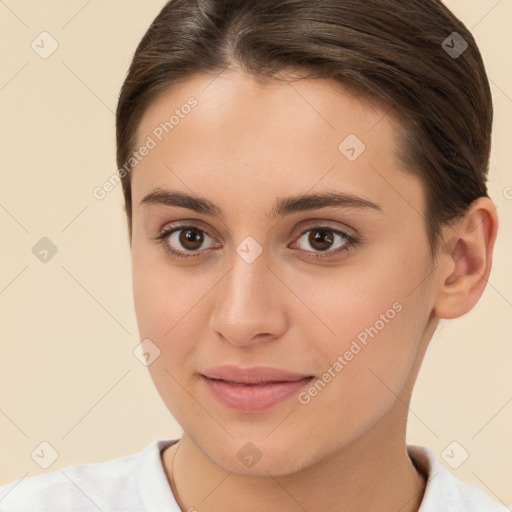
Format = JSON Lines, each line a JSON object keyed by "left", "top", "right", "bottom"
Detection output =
{"left": 1, "top": 0, "right": 511, "bottom": 506}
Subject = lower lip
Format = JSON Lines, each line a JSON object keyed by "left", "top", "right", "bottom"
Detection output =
{"left": 202, "top": 376, "right": 313, "bottom": 411}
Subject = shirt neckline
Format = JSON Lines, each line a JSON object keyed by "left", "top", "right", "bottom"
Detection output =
{"left": 136, "top": 439, "right": 495, "bottom": 512}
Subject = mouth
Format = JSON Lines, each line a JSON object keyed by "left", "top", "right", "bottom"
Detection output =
{"left": 201, "top": 365, "right": 314, "bottom": 411}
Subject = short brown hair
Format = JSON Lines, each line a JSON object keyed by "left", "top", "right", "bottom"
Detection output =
{"left": 116, "top": 0, "right": 493, "bottom": 255}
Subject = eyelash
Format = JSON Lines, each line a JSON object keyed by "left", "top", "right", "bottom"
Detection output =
{"left": 154, "top": 224, "right": 360, "bottom": 261}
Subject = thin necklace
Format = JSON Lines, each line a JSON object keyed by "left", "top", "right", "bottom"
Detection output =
{"left": 169, "top": 440, "right": 186, "bottom": 511}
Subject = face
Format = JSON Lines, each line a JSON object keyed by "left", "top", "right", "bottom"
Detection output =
{"left": 130, "top": 70, "right": 438, "bottom": 476}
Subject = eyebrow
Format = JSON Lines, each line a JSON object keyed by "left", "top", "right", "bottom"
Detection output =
{"left": 140, "top": 187, "right": 383, "bottom": 219}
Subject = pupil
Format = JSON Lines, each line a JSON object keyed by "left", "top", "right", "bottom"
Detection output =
{"left": 310, "top": 229, "right": 333, "bottom": 251}
{"left": 180, "top": 228, "right": 203, "bottom": 250}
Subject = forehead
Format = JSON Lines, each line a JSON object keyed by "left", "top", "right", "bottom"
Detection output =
{"left": 136, "top": 69, "right": 396, "bottom": 147}
{"left": 131, "top": 70, "right": 423, "bottom": 220}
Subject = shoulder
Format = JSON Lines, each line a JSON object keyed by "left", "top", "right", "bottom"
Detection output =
{"left": 0, "top": 439, "right": 177, "bottom": 512}
{"left": 407, "top": 444, "right": 509, "bottom": 512}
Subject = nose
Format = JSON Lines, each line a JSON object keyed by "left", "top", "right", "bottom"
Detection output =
{"left": 207, "top": 250, "right": 289, "bottom": 348}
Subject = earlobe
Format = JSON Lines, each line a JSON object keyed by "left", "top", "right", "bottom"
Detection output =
{"left": 434, "top": 197, "right": 498, "bottom": 320}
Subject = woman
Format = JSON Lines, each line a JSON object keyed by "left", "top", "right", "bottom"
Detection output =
{"left": 0, "top": 1, "right": 507, "bottom": 510}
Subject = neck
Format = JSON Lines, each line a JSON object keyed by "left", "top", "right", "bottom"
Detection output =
{"left": 163, "top": 401, "right": 426, "bottom": 512}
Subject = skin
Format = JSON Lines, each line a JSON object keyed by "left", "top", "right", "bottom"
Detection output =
{"left": 129, "top": 69, "right": 498, "bottom": 512}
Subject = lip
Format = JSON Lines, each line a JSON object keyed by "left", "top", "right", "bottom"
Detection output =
{"left": 202, "top": 365, "right": 312, "bottom": 384}
{"left": 201, "top": 365, "right": 314, "bottom": 411}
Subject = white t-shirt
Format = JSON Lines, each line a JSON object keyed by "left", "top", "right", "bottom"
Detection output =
{"left": 0, "top": 439, "right": 508, "bottom": 511}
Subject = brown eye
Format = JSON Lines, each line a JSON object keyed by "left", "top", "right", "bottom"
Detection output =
{"left": 156, "top": 224, "right": 219, "bottom": 259}
{"left": 178, "top": 227, "right": 204, "bottom": 251}
{"left": 291, "top": 226, "right": 358, "bottom": 259}
{"left": 308, "top": 229, "right": 335, "bottom": 251}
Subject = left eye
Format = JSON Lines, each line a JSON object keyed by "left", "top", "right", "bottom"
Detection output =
{"left": 290, "top": 227, "right": 357, "bottom": 258}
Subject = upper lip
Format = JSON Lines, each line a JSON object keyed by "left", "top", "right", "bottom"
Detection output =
{"left": 202, "top": 365, "right": 313, "bottom": 384}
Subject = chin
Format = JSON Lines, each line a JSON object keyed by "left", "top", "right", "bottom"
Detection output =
{"left": 220, "top": 452, "right": 308, "bottom": 477}
{"left": 199, "top": 435, "right": 319, "bottom": 477}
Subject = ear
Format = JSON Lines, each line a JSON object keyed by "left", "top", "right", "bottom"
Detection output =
{"left": 434, "top": 197, "right": 499, "bottom": 319}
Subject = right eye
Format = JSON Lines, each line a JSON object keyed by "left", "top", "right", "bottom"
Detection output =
{"left": 155, "top": 224, "right": 220, "bottom": 259}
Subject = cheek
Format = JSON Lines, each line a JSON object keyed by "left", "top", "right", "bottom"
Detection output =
{"left": 132, "top": 267, "right": 201, "bottom": 377}
{"left": 131, "top": 236, "right": 193, "bottom": 339}
{"left": 131, "top": 238, "right": 214, "bottom": 372}
{"left": 292, "top": 248, "right": 432, "bottom": 436}
{"left": 131, "top": 246, "right": 206, "bottom": 424}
